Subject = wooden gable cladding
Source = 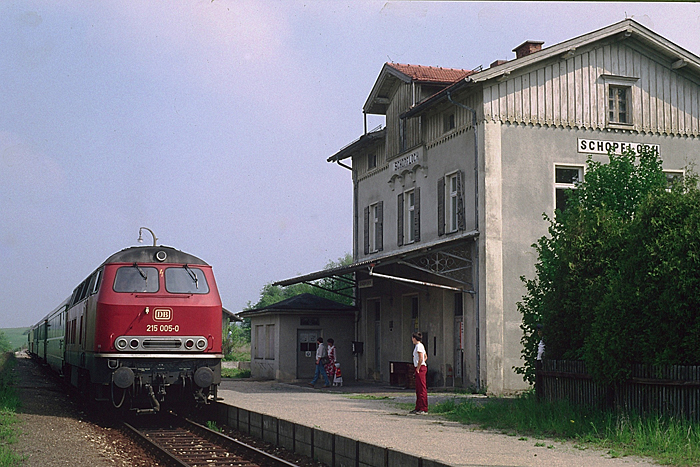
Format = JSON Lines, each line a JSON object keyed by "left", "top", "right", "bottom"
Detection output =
{"left": 483, "top": 40, "right": 700, "bottom": 136}
{"left": 423, "top": 92, "right": 481, "bottom": 147}
{"left": 386, "top": 83, "right": 419, "bottom": 159}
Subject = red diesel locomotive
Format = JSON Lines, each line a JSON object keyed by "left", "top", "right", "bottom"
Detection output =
{"left": 29, "top": 244, "right": 223, "bottom": 413}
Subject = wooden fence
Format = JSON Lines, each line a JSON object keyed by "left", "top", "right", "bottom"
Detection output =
{"left": 537, "top": 360, "right": 700, "bottom": 421}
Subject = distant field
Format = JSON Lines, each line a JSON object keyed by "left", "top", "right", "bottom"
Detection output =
{"left": 1, "top": 327, "right": 30, "bottom": 351}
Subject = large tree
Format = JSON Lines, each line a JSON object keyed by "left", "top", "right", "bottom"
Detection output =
{"left": 516, "top": 147, "right": 700, "bottom": 385}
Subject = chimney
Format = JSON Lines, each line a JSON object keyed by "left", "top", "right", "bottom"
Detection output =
{"left": 513, "top": 40, "right": 544, "bottom": 59}
{"left": 490, "top": 59, "right": 508, "bottom": 69}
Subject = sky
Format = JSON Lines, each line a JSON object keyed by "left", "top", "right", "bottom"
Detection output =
{"left": 2, "top": 1, "right": 700, "bottom": 328}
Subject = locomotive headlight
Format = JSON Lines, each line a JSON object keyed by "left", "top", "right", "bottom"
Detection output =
{"left": 115, "top": 338, "right": 128, "bottom": 350}
{"left": 196, "top": 338, "right": 207, "bottom": 350}
{"left": 129, "top": 338, "right": 140, "bottom": 349}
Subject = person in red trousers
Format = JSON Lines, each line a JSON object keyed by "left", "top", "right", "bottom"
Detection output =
{"left": 410, "top": 332, "right": 428, "bottom": 414}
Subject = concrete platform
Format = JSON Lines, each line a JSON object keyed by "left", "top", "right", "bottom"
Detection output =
{"left": 217, "top": 379, "right": 655, "bottom": 467}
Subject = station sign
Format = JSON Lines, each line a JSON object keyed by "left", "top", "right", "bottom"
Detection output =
{"left": 578, "top": 138, "right": 660, "bottom": 156}
{"left": 393, "top": 147, "right": 424, "bottom": 172}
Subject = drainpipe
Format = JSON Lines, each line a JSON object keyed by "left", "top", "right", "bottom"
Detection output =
{"left": 352, "top": 172, "right": 360, "bottom": 381}
{"left": 331, "top": 154, "right": 359, "bottom": 379}
{"left": 447, "top": 91, "right": 481, "bottom": 392}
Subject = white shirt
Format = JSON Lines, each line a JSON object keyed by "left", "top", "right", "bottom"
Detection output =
{"left": 413, "top": 342, "right": 427, "bottom": 367}
{"left": 316, "top": 343, "right": 326, "bottom": 360}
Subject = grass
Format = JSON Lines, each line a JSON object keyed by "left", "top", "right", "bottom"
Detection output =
{"left": 221, "top": 368, "right": 251, "bottom": 378}
{"left": 343, "top": 394, "right": 391, "bottom": 400}
{"left": 0, "top": 353, "right": 22, "bottom": 466}
{"left": 223, "top": 349, "right": 250, "bottom": 362}
{"left": 431, "top": 391, "right": 700, "bottom": 466}
{"left": 206, "top": 421, "right": 222, "bottom": 432}
{"left": 0, "top": 329, "right": 29, "bottom": 353}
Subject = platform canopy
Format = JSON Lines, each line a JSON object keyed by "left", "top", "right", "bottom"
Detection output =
{"left": 273, "top": 232, "right": 478, "bottom": 300}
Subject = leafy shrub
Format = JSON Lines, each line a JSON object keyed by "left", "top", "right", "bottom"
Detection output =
{"left": 517, "top": 147, "right": 700, "bottom": 385}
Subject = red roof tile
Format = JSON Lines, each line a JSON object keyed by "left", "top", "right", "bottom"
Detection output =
{"left": 387, "top": 63, "right": 472, "bottom": 83}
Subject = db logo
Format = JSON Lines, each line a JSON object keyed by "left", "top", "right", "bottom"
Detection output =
{"left": 153, "top": 308, "right": 172, "bottom": 322}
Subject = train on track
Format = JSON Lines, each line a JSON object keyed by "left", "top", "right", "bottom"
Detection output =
{"left": 28, "top": 244, "right": 223, "bottom": 414}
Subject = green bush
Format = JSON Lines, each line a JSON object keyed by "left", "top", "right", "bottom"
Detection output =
{"left": 517, "top": 147, "right": 700, "bottom": 385}
{"left": 0, "top": 334, "right": 11, "bottom": 354}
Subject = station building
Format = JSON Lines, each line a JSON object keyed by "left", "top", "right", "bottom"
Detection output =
{"left": 276, "top": 19, "right": 700, "bottom": 394}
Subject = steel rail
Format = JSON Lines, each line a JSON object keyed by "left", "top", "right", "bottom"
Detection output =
{"left": 123, "top": 412, "right": 298, "bottom": 467}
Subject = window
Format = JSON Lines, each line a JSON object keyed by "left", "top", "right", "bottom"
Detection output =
{"left": 299, "top": 331, "right": 318, "bottom": 352}
{"left": 398, "top": 188, "right": 421, "bottom": 246}
{"left": 664, "top": 170, "right": 684, "bottom": 191}
{"left": 602, "top": 75, "right": 637, "bottom": 127}
{"left": 90, "top": 270, "right": 102, "bottom": 295}
{"left": 438, "top": 172, "right": 465, "bottom": 236}
{"left": 447, "top": 172, "right": 463, "bottom": 233}
{"left": 165, "top": 267, "right": 210, "bottom": 294}
{"left": 555, "top": 166, "right": 583, "bottom": 212}
{"left": 443, "top": 112, "right": 455, "bottom": 132}
{"left": 608, "top": 85, "right": 630, "bottom": 124}
{"left": 448, "top": 174, "right": 459, "bottom": 232}
{"left": 364, "top": 201, "right": 383, "bottom": 254}
{"left": 406, "top": 190, "right": 416, "bottom": 243}
{"left": 367, "top": 153, "right": 377, "bottom": 170}
{"left": 113, "top": 266, "right": 159, "bottom": 293}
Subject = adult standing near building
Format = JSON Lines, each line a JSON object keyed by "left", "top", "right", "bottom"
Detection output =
{"left": 308, "top": 337, "right": 330, "bottom": 388}
{"left": 410, "top": 332, "right": 428, "bottom": 414}
{"left": 324, "top": 338, "right": 336, "bottom": 380}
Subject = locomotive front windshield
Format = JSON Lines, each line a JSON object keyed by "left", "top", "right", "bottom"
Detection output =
{"left": 165, "top": 266, "right": 210, "bottom": 294}
{"left": 113, "top": 264, "right": 210, "bottom": 294}
{"left": 114, "top": 265, "right": 159, "bottom": 292}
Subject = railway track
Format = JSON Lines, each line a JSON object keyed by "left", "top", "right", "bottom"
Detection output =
{"left": 123, "top": 412, "right": 298, "bottom": 467}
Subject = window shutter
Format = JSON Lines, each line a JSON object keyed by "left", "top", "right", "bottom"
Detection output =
{"left": 437, "top": 177, "right": 445, "bottom": 236}
{"left": 397, "top": 193, "right": 404, "bottom": 247}
{"left": 376, "top": 201, "right": 383, "bottom": 252}
{"left": 457, "top": 171, "right": 466, "bottom": 231}
{"left": 364, "top": 206, "right": 370, "bottom": 255}
{"left": 413, "top": 187, "right": 421, "bottom": 242}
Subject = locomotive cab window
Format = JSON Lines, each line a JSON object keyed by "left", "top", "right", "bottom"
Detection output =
{"left": 165, "top": 266, "right": 210, "bottom": 294}
{"left": 113, "top": 265, "right": 159, "bottom": 293}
